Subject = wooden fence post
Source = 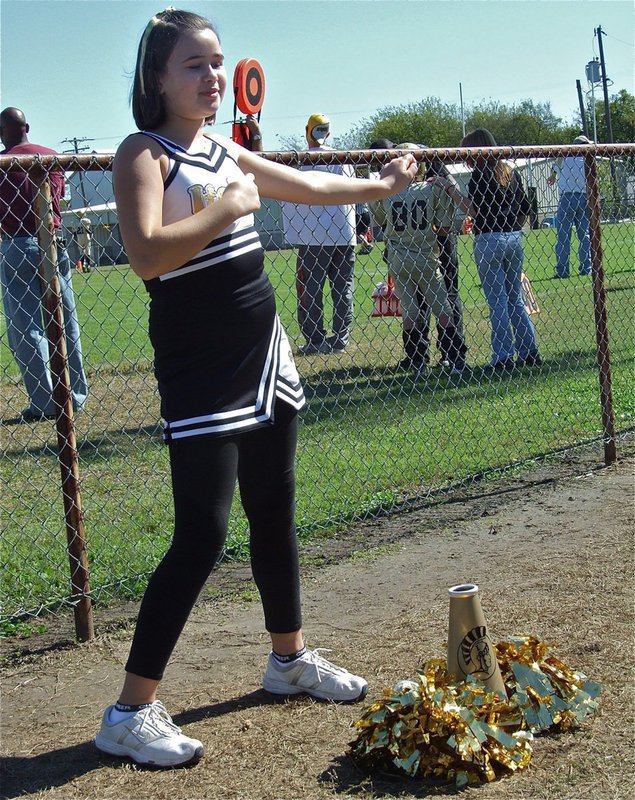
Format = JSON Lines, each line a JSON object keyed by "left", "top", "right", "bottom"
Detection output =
{"left": 584, "top": 151, "right": 617, "bottom": 466}
{"left": 32, "top": 164, "right": 94, "bottom": 641}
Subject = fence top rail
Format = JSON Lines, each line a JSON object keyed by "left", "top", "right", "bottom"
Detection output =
{"left": 263, "top": 142, "right": 635, "bottom": 167}
{"left": 0, "top": 142, "right": 633, "bottom": 173}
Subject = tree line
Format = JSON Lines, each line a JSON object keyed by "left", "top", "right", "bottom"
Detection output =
{"left": 281, "top": 90, "right": 634, "bottom": 150}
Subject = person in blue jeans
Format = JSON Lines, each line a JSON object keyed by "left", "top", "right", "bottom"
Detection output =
{"left": 0, "top": 106, "right": 87, "bottom": 421}
{"left": 547, "top": 135, "right": 592, "bottom": 278}
{"left": 432, "top": 128, "right": 541, "bottom": 372}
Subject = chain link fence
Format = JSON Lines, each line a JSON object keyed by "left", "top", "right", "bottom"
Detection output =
{"left": 1, "top": 143, "right": 633, "bottom": 638}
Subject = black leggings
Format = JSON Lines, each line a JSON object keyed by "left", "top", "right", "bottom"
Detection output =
{"left": 125, "top": 402, "right": 302, "bottom": 680}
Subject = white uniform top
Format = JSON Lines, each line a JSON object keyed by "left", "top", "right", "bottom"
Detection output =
{"left": 77, "top": 216, "right": 92, "bottom": 249}
{"left": 369, "top": 179, "right": 453, "bottom": 260}
{"left": 369, "top": 179, "right": 455, "bottom": 320}
{"left": 137, "top": 131, "right": 304, "bottom": 442}
{"left": 281, "top": 146, "right": 356, "bottom": 246}
{"left": 554, "top": 156, "right": 587, "bottom": 193}
{"left": 154, "top": 133, "right": 263, "bottom": 281}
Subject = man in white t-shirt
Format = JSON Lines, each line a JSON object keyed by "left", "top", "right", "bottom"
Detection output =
{"left": 547, "top": 135, "right": 592, "bottom": 278}
{"left": 282, "top": 114, "right": 356, "bottom": 354}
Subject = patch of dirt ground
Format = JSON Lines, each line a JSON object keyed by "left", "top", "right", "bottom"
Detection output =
{"left": 1, "top": 438, "right": 634, "bottom": 800}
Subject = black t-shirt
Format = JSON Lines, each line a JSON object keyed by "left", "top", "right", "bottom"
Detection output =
{"left": 468, "top": 165, "right": 530, "bottom": 234}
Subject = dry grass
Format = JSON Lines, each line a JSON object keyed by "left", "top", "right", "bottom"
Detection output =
{"left": 1, "top": 444, "right": 633, "bottom": 800}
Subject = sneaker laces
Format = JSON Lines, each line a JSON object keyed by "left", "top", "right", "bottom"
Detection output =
{"left": 140, "top": 701, "right": 183, "bottom": 736}
{"left": 306, "top": 648, "right": 349, "bottom": 677}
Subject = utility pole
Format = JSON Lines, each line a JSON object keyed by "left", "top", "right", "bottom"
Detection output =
{"left": 595, "top": 26, "right": 614, "bottom": 144}
{"left": 459, "top": 82, "right": 466, "bottom": 139}
{"left": 594, "top": 25, "right": 620, "bottom": 217}
{"left": 576, "top": 80, "right": 589, "bottom": 137}
{"left": 61, "top": 136, "right": 95, "bottom": 208}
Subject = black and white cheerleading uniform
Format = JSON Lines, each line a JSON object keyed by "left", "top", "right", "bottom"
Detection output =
{"left": 136, "top": 131, "right": 305, "bottom": 442}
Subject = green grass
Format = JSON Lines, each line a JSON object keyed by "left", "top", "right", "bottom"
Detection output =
{"left": 1, "top": 223, "right": 633, "bottom": 622}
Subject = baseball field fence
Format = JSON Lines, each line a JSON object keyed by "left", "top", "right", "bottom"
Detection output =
{"left": 1, "top": 143, "right": 633, "bottom": 641}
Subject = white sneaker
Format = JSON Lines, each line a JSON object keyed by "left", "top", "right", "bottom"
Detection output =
{"left": 263, "top": 648, "right": 368, "bottom": 702}
{"left": 94, "top": 700, "right": 204, "bottom": 767}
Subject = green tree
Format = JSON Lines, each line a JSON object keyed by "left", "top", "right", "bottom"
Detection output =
{"left": 338, "top": 98, "right": 463, "bottom": 149}
{"left": 589, "top": 89, "right": 635, "bottom": 143}
{"left": 466, "top": 99, "right": 577, "bottom": 145}
{"left": 280, "top": 90, "right": 633, "bottom": 152}
{"left": 338, "top": 97, "right": 581, "bottom": 149}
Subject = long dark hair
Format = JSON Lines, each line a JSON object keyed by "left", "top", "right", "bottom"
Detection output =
{"left": 461, "top": 128, "right": 512, "bottom": 187}
{"left": 131, "top": 9, "right": 219, "bottom": 130}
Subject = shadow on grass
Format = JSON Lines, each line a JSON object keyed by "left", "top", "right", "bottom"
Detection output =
{"left": 300, "top": 348, "right": 602, "bottom": 427}
{"left": 0, "top": 690, "right": 285, "bottom": 799}
{"left": 1, "top": 423, "right": 164, "bottom": 460}
{"left": 1, "top": 741, "right": 101, "bottom": 800}
{"left": 318, "top": 753, "right": 459, "bottom": 798}
{"left": 2, "top": 346, "right": 623, "bottom": 455}
{"left": 172, "top": 688, "right": 289, "bottom": 726}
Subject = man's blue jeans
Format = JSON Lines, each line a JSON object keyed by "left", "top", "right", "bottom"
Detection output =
{"left": 473, "top": 231, "right": 538, "bottom": 365}
{"left": 1, "top": 235, "right": 88, "bottom": 415}
{"left": 555, "top": 191, "right": 592, "bottom": 277}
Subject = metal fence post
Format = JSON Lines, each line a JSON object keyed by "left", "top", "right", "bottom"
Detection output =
{"left": 32, "top": 165, "right": 94, "bottom": 641}
{"left": 584, "top": 151, "right": 617, "bottom": 466}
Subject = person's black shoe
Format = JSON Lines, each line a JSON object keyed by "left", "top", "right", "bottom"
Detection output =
{"left": 19, "top": 407, "right": 55, "bottom": 422}
{"left": 449, "top": 360, "right": 471, "bottom": 378}
{"left": 489, "top": 358, "right": 515, "bottom": 374}
{"left": 397, "top": 356, "right": 428, "bottom": 371}
{"left": 298, "top": 341, "right": 332, "bottom": 355}
{"left": 326, "top": 335, "right": 348, "bottom": 353}
{"left": 517, "top": 352, "right": 543, "bottom": 368}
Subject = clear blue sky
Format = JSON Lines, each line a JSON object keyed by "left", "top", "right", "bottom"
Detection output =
{"left": 1, "top": 0, "right": 633, "bottom": 152}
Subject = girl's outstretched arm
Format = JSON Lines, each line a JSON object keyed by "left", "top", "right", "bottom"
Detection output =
{"left": 237, "top": 148, "right": 418, "bottom": 205}
{"left": 113, "top": 135, "right": 260, "bottom": 280}
{"left": 427, "top": 175, "right": 474, "bottom": 217}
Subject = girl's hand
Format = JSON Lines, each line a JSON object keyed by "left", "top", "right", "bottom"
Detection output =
{"left": 377, "top": 155, "right": 418, "bottom": 194}
{"left": 222, "top": 172, "right": 261, "bottom": 217}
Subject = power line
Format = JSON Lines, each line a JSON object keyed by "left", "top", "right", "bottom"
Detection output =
{"left": 60, "top": 137, "right": 95, "bottom": 207}
{"left": 60, "top": 136, "right": 95, "bottom": 154}
{"left": 603, "top": 31, "right": 633, "bottom": 48}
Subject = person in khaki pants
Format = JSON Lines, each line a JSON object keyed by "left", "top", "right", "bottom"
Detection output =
{"left": 369, "top": 145, "right": 468, "bottom": 375}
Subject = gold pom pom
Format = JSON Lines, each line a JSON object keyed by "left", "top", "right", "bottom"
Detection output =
{"left": 348, "top": 637, "right": 600, "bottom": 786}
